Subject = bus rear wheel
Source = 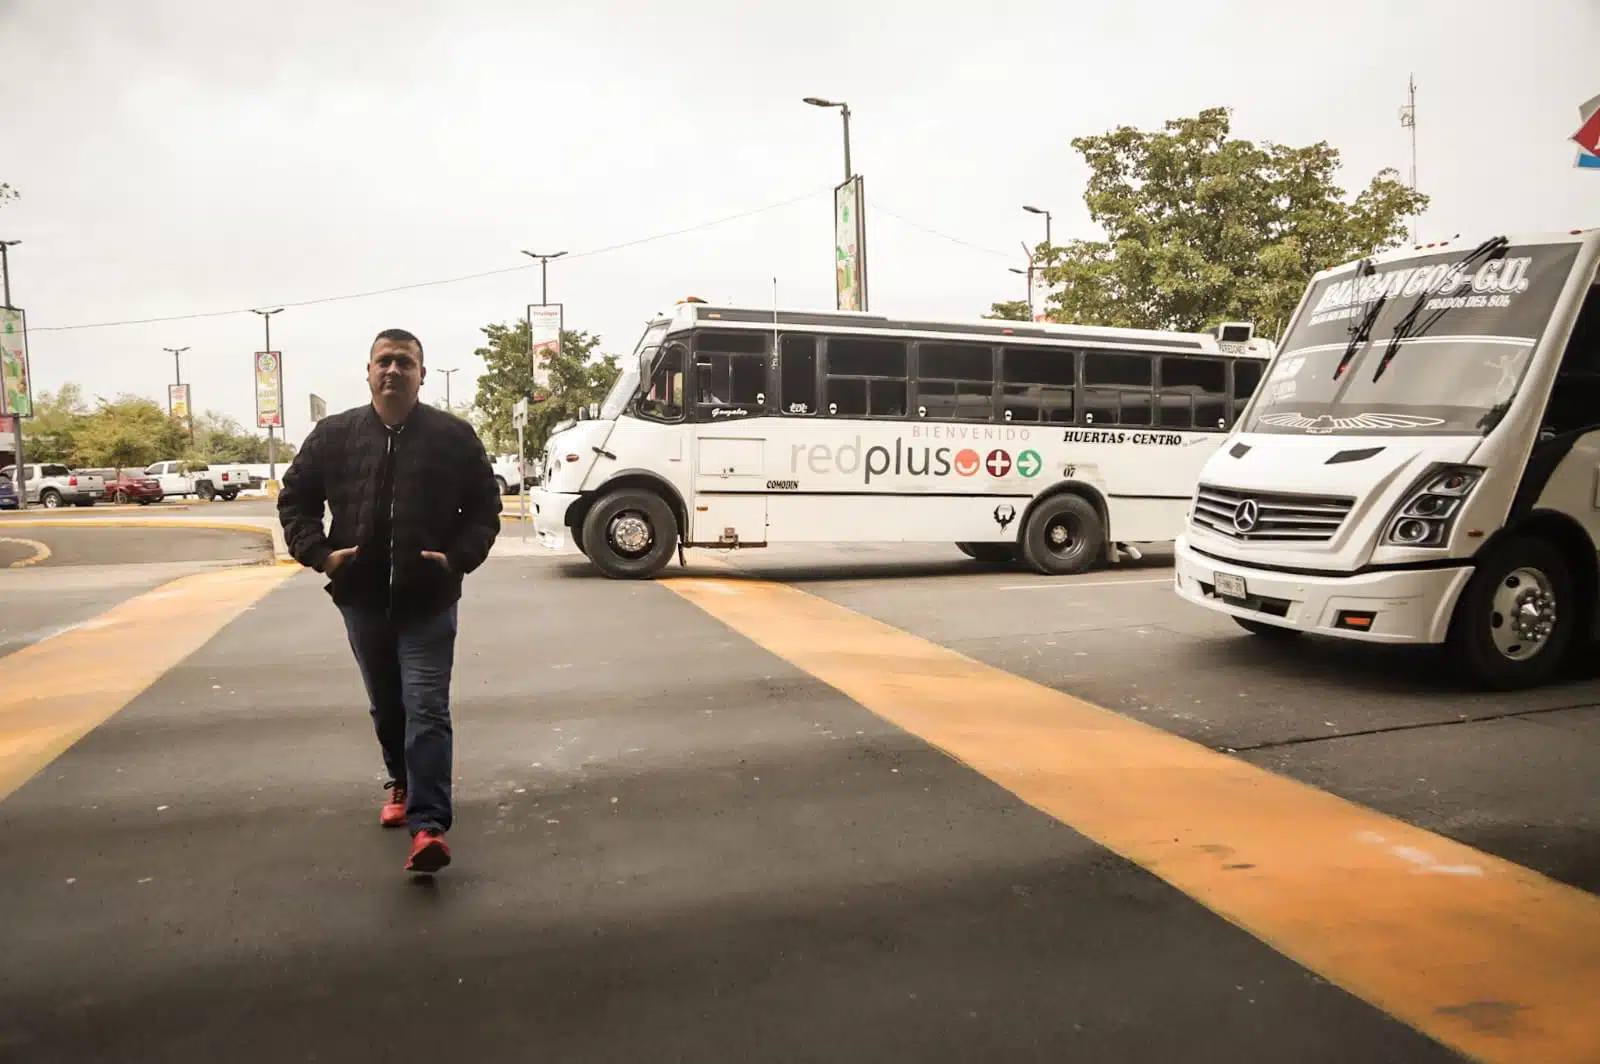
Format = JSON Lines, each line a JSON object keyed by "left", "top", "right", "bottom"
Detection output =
{"left": 580, "top": 489, "right": 678, "bottom": 579}
{"left": 1020, "top": 494, "right": 1103, "bottom": 575}
{"left": 956, "top": 542, "right": 1016, "bottom": 565}
{"left": 1446, "top": 535, "right": 1575, "bottom": 690}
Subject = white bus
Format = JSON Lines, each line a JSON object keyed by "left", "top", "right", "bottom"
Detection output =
{"left": 1174, "top": 228, "right": 1600, "bottom": 690}
{"left": 530, "top": 302, "right": 1274, "bottom": 579}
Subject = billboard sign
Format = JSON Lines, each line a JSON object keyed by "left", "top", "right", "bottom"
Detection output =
{"left": 168, "top": 383, "right": 191, "bottom": 421}
{"left": 527, "top": 304, "right": 561, "bottom": 396}
{"left": 1575, "top": 94, "right": 1600, "bottom": 170}
{"left": 0, "top": 307, "right": 33, "bottom": 418}
{"left": 309, "top": 393, "right": 327, "bottom": 422}
{"left": 834, "top": 176, "right": 867, "bottom": 312}
{"left": 255, "top": 350, "right": 284, "bottom": 429}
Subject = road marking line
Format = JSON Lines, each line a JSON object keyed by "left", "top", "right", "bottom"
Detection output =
{"left": 664, "top": 575, "right": 1600, "bottom": 1064}
{"left": 996, "top": 576, "right": 1172, "bottom": 591}
{"left": 0, "top": 565, "right": 296, "bottom": 803}
{"left": 0, "top": 536, "right": 51, "bottom": 568}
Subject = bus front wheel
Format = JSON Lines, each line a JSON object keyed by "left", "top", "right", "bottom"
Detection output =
{"left": 1446, "top": 536, "right": 1575, "bottom": 690}
{"left": 581, "top": 489, "right": 678, "bottom": 579}
{"left": 1020, "top": 494, "right": 1103, "bottom": 575}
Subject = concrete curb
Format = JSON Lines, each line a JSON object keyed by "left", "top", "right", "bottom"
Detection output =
{"left": 0, "top": 518, "right": 291, "bottom": 565}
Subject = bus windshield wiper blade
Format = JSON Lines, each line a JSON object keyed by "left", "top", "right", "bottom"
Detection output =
{"left": 1333, "top": 259, "right": 1381, "bottom": 381}
{"left": 1371, "top": 235, "right": 1509, "bottom": 383}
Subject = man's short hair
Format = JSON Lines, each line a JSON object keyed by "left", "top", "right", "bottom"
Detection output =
{"left": 371, "top": 328, "right": 424, "bottom": 362}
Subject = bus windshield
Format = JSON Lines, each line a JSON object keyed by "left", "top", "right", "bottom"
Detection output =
{"left": 1243, "top": 241, "right": 1582, "bottom": 436}
{"left": 598, "top": 321, "right": 670, "bottom": 420}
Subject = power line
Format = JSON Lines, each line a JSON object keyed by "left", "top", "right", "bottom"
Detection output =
{"left": 869, "top": 203, "right": 1013, "bottom": 260}
{"left": 32, "top": 187, "right": 832, "bottom": 333}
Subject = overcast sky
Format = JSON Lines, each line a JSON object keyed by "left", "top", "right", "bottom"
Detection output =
{"left": 2, "top": 0, "right": 1596, "bottom": 445}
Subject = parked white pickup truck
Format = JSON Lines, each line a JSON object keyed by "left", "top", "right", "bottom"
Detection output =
{"left": 1, "top": 463, "right": 105, "bottom": 508}
{"left": 144, "top": 459, "right": 252, "bottom": 501}
{"left": 491, "top": 454, "right": 532, "bottom": 495}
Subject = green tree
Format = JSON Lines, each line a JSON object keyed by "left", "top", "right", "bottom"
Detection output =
{"left": 71, "top": 396, "right": 187, "bottom": 469}
{"left": 1036, "top": 107, "right": 1429, "bottom": 336}
{"left": 0, "top": 183, "right": 16, "bottom": 209}
{"left": 984, "top": 300, "right": 1032, "bottom": 322}
{"left": 471, "top": 322, "right": 620, "bottom": 452}
{"left": 22, "top": 384, "right": 88, "bottom": 462}
{"left": 192, "top": 410, "right": 294, "bottom": 463}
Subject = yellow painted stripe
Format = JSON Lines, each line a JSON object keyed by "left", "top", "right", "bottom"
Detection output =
{"left": 665, "top": 575, "right": 1600, "bottom": 1064}
{"left": 0, "top": 518, "right": 272, "bottom": 541}
{"left": 0, "top": 536, "right": 51, "bottom": 568}
{"left": 0, "top": 565, "right": 296, "bottom": 802}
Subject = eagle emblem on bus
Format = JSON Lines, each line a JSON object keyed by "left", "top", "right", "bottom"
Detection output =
{"left": 1258, "top": 412, "right": 1447, "bottom": 433}
{"left": 993, "top": 504, "right": 1016, "bottom": 530}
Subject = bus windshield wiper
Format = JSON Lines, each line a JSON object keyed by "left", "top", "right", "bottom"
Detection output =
{"left": 1371, "top": 235, "right": 1509, "bottom": 383}
{"left": 1332, "top": 259, "right": 1381, "bottom": 381}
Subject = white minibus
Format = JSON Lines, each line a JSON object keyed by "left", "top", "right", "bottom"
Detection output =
{"left": 1174, "top": 228, "right": 1600, "bottom": 689}
{"left": 531, "top": 302, "right": 1273, "bottom": 580}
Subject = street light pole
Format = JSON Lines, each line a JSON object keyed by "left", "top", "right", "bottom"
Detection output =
{"left": 438, "top": 367, "right": 458, "bottom": 412}
{"left": 803, "top": 97, "right": 853, "bottom": 181}
{"left": 253, "top": 308, "right": 283, "bottom": 482}
{"left": 1009, "top": 266, "right": 1035, "bottom": 321}
{"left": 163, "top": 346, "right": 192, "bottom": 442}
{"left": 1, "top": 239, "right": 24, "bottom": 510}
{"left": 520, "top": 250, "right": 568, "bottom": 305}
{"left": 1023, "top": 204, "right": 1052, "bottom": 248}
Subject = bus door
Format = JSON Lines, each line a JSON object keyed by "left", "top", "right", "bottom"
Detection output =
{"left": 689, "top": 345, "right": 769, "bottom": 547}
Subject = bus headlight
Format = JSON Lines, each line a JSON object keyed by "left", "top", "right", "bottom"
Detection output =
{"left": 1383, "top": 465, "right": 1483, "bottom": 548}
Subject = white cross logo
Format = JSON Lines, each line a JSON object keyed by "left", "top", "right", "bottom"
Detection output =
{"left": 986, "top": 450, "right": 1012, "bottom": 477}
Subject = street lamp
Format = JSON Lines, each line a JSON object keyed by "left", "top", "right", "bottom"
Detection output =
{"left": 1009, "top": 266, "right": 1035, "bottom": 321}
{"left": 0, "top": 239, "right": 19, "bottom": 308}
{"left": 438, "top": 367, "right": 458, "bottom": 412}
{"left": 520, "top": 250, "right": 567, "bottom": 305}
{"left": 252, "top": 308, "right": 284, "bottom": 481}
{"left": 803, "top": 97, "right": 853, "bottom": 181}
{"left": 1023, "top": 204, "right": 1052, "bottom": 248}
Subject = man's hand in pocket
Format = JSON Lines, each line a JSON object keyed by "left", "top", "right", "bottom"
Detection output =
{"left": 325, "top": 546, "right": 358, "bottom": 574}
{"left": 421, "top": 551, "right": 452, "bottom": 572}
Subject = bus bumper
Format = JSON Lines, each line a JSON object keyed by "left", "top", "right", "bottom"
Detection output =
{"left": 528, "top": 489, "right": 583, "bottom": 553}
{"left": 1172, "top": 536, "right": 1474, "bottom": 645}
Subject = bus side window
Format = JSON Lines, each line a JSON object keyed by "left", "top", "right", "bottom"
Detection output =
{"left": 1543, "top": 284, "right": 1600, "bottom": 436}
{"left": 1230, "top": 360, "right": 1264, "bottom": 426}
{"left": 639, "top": 346, "right": 686, "bottom": 422}
{"left": 693, "top": 330, "right": 768, "bottom": 411}
{"left": 1000, "top": 345, "right": 1075, "bottom": 424}
{"left": 1082, "top": 350, "right": 1154, "bottom": 427}
{"left": 917, "top": 342, "right": 995, "bottom": 421}
{"left": 780, "top": 335, "right": 818, "bottom": 415}
{"left": 823, "top": 337, "right": 907, "bottom": 418}
{"left": 1158, "top": 355, "right": 1228, "bottom": 431}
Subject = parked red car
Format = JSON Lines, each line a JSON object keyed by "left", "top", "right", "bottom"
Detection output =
{"left": 90, "top": 468, "right": 165, "bottom": 505}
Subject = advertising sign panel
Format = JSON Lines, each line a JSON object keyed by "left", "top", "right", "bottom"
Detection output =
{"left": 255, "top": 350, "right": 283, "bottom": 429}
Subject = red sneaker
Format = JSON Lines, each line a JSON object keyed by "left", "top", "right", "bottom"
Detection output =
{"left": 380, "top": 784, "right": 407, "bottom": 828}
{"left": 406, "top": 831, "right": 451, "bottom": 873}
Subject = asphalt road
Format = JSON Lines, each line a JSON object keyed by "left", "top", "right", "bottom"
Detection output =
{"left": 0, "top": 538, "right": 1594, "bottom": 1063}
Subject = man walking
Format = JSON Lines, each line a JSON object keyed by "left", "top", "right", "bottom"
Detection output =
{"left": 278, "top": 328, "right": 502, "bottom": 873}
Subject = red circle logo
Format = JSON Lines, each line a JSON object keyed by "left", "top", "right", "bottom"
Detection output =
{"left": 986, "top": 449, "right": 1012, "bottom": 477}
{"left": 953, "top": 449, "right": 980, "bottom": 476}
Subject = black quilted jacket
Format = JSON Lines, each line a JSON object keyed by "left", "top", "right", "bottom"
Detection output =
{"left": 277, "top": 402, "right": 502, "bottom": 614}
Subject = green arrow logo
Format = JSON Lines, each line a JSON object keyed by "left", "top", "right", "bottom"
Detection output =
{"left": 1017, "top": 450, "right": 1042, "bottom": 478}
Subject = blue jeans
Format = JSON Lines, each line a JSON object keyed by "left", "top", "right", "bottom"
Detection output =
{"left": 339, "top": 603, "right": 458, "bottom": 835}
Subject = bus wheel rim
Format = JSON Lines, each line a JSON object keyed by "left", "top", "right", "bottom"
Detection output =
{"left": 1490, "top": 566, "right": 1556, "bottom": 662}
{"left": 610, "top": 512, "right": 652, "bottom": 556}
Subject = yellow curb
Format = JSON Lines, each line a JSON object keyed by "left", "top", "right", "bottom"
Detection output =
{"left": 0, "top": 536, "right": 52, "bottom": 568}
{"left": 0, "top": 519, "right": 275, "bottom": 543}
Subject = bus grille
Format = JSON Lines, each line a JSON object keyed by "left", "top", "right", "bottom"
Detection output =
{"left": 1191, "top": 483, "right": 1354, "bottom": 543}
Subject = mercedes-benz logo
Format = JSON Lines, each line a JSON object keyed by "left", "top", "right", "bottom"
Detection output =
{"left": 1232, "top": 498, "right": 1260, "bottom": 533}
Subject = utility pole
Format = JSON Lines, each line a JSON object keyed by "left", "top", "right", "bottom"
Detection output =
{"left": 520, "top": 250, "right": 567, "bottom": 305}
{"left": 163, "top": 346, "right": 192, "bottom": 442}
{"left": 1009, "top": 264, "right": 1035, "bottom": 321}
{"left": 1400, "top": 74, "right": 1418, "bottom": 244}
{"left": 253, "top": 308, "right": 283, "bottom": 482}
{"left": 1, "top": 239, "right": 24, "bottom": 510}
{"left": 438, "top": 367, "right": 458, "bottom": 412}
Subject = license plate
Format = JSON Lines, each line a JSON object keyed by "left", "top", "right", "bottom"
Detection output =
{"left": 1214, "top": 572, "right": 1247, "bottom": 599}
